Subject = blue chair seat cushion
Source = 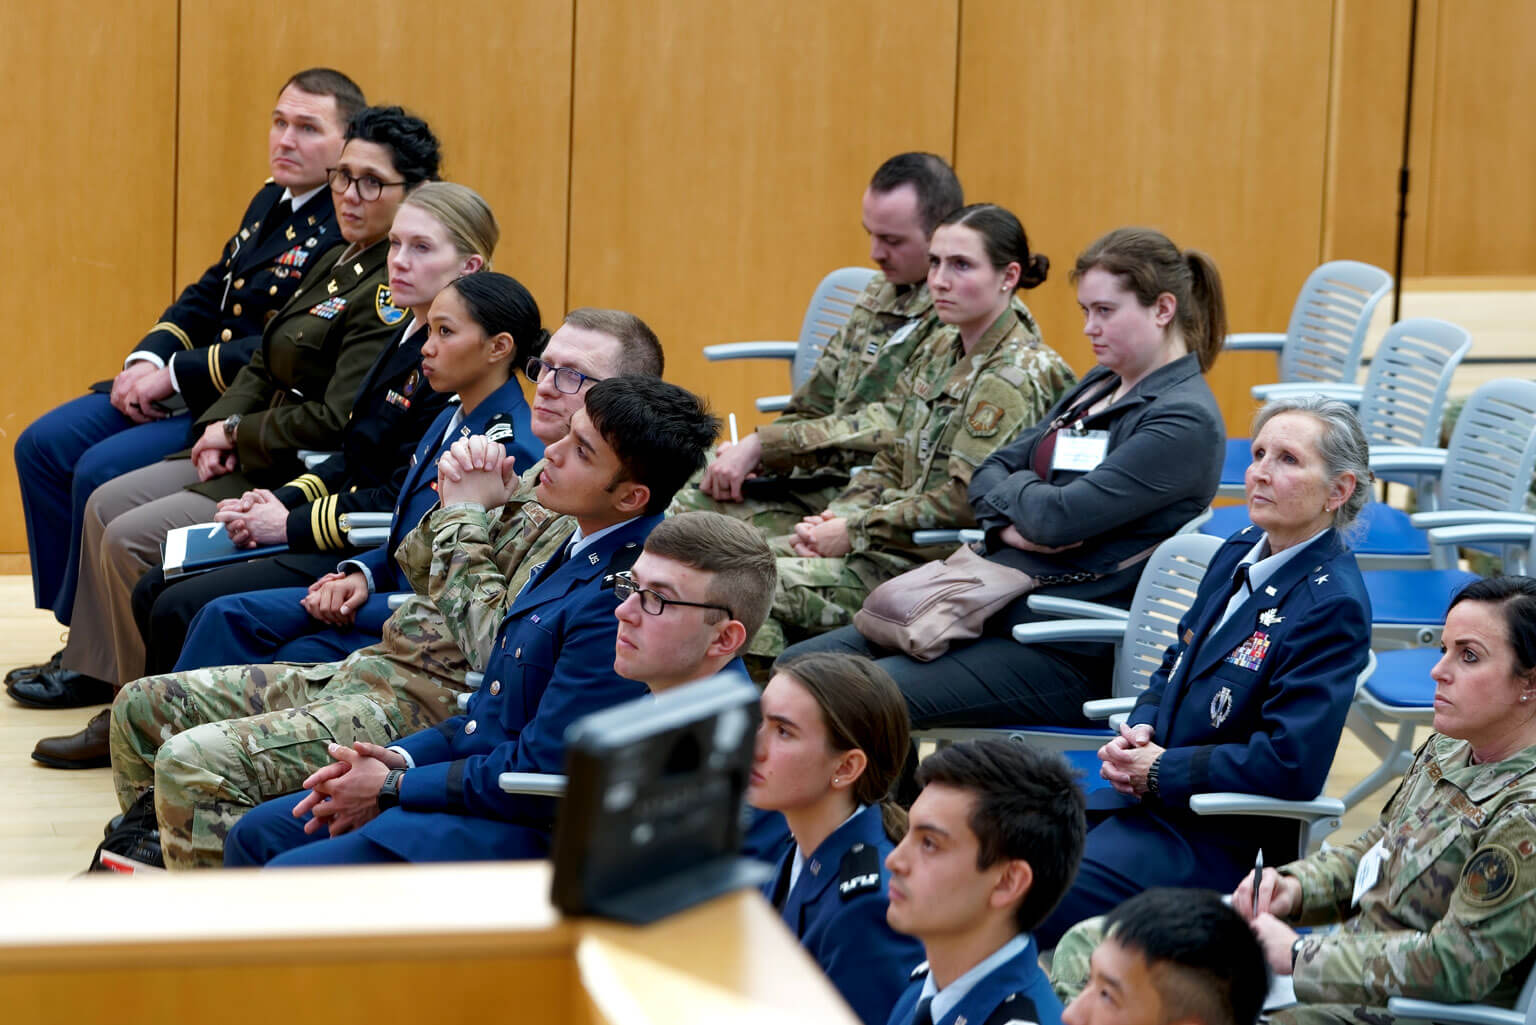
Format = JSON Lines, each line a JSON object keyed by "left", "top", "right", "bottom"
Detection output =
{"left": 1362, "top": 568, "right": 1478, "bottom": 624}
{"left": 1201, "top": 502, "right": 1429, "bottom": 558}
{"left": 1363, "top": 647, "right": 1440, "bottom": 708}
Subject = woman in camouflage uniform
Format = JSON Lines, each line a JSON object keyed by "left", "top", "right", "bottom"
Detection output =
{"left": 1236, "top": 575, "right": 1536, "bottom": 1025}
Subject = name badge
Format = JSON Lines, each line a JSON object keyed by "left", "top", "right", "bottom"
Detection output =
{"left": 1052, "top": 430, "right": 1110, "bottom": 472}
{"left": 1351, "top": 838, "right": 1387, "bottom": 907}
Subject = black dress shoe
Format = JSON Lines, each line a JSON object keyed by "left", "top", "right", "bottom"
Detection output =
{"left": 4, "top": 649, "right": 63, "bottom": 688}
{"left": 31, "top": 709, "right": 111, "bottom": 769}
{"left": 7, "top": 666, "right": 114, "bottom": 710}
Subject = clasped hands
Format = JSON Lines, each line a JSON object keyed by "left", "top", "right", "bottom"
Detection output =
{"left": 110, "top": 361, "right": 175, "bottom": 425}
{"left": 791, "top": 512, "right": 851, "bottom": 558}
{"left": 191, "top": 420, "right": 238, "bottom": 481}
{"left": 293, "top": 741, "right": 407, "bottom": 836}
{"left": 1097, "top": 723, "right": 1163, "bottom": 798}
{"left": 437, "top": 434, "right": 517, "bottom": 509}
{"left": 214, "top": 488, "right": 288, "bottom": 548}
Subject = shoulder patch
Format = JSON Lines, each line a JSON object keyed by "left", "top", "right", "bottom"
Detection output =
{"left": 966, "top": 401, "right": 1005, "bottom": 437}
{"left": 376, "top": 285, "right": 406, "bottom": 325}
{"left": 484, "top": 413, "right": 517, "bottom": 445}
{"left": 838, "top": 841, "right": 882, "bottom": 901}
{"left": 1461, "top": 845, "right": 1519, "bottom": 906}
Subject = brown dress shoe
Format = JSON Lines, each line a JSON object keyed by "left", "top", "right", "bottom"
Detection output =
{"left": 32, "top": 709, "right": 111, "bottom": 769}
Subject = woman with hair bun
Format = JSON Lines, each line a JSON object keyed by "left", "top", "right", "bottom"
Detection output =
{"left": 750, "top": 651, "right": 925, "bottom": 1024}
{"left": 755, "top": 202, "right": 1074, "bottom": 659}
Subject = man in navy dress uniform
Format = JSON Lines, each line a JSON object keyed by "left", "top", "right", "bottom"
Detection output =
{"left": 884, "top": 740, "right": 1086, "bottom": 1025}
{"left": 10, "top": 67, "right": 365, "bottom": 704}
{"left": 223, "top": 377, "right": 721, "bottom": 866}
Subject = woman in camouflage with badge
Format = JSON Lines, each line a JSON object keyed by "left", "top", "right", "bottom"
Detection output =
{"left": 1232, "top": 575, "right": 1536, "bottom": 1025}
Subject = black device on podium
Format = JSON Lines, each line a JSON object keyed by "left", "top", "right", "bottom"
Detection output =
{"left": 549, "top": 671, "right": 770, "bottom": 924}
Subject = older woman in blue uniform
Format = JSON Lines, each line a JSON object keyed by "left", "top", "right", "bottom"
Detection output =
{"left": 1036, "top": 395, "right": 1374, "bottom": 947}
{"left": 751, "top": 652, "right": 924, "bottom": 1025}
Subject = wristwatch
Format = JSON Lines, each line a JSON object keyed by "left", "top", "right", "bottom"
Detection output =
{"left": 222, "top": 413, "right": 243, "bottom": 444}
{"left": 1146, "top": 754, "right": 1162, "bottom": 796}
{"left": 377, "top": 768, "right": 406, "bottom": 810}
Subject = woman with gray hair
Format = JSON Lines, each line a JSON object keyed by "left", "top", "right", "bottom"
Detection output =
{"left": 1034, "top": 394, "right": 1374, "bottom": 948}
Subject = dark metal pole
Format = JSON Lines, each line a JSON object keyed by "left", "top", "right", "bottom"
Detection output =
{"left": 1392, "top": 0, "right": 1421, "bottom": 323}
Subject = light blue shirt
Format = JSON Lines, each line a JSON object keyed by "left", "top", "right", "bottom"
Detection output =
{"left": 1212, "top": 527, "right": 1331, "bottom": 635}
{"left": 919, "top": 932, "right": 1030, "bottom": 1023}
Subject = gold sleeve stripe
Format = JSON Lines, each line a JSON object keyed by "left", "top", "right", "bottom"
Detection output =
{"left": 208, "top": 343, "right": 227, "bottom": 393}
{"left": 312, "top": 494, "right": 342, "bottom": 550}
{"left": 150, "top": 322, "right": 194, "bottom": 350}
{"left": 293, "top": 473, "right": 328, "bottom": 504}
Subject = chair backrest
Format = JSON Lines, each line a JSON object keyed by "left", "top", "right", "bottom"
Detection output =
{"left": 1356, "top": 317, "right": 1473, "bottom": 449}
{"left": 1277, "top": 260, "right": 1393, "bottom": 385}
{"left": 790, "top": 267, "right": 878, "bottom": 389}
{"left": 1442, "top": 378, "right": 1536, "bottom": 514}
{"left": 1112, "top": 532, "right": 1226, "bottom": 699}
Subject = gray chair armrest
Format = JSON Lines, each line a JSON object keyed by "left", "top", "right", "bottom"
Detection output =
{"left": 1427, "top": 523, "right": 1536, "bottom": 547}
{"left": 456, "top": 691, "right": 472, "bottom": 711}
{"left": 1188, "top": 794, "right": 1345, "bottom": 822}
{"left": 703, "top": 341, "right": 799, "bottom": 362}
{"left": 465, "top": 672, "right": 483, "bottom": 688}
{"left": 298, "top": 449, "right": 340, "bottom": 469}
{"left": 1386, "top": 998, "right": 1522, "bottom": 1025}
{"left": 1013, "top": 621, "right": 1131, "bottom": 646}
{"left": 1083, "top": 697, "right": 1138, "bottom": 720}
{"left": 1368, "top": 448, "right": 1448, "bottom": 475}
{"left": 386, "top": 592, "right": 410, "bottom": 610}
{"left": 341, "top": 512, "right": 392, "bottom": 529}
{"left": 1026, "top": 595, "right": 1129, "bottom": 621}
{"left": 346, "top": 527, "right": 389, "bottom": 548}
{"left": 1224, "top": 332, "right": 1287, "bottom": 352}
{"left": 911, "top": 529, "right": 985, "bottom": 546}
{"left": 1412, "top": 510, "right": 1536, "bottom": 530}
{"left": 497, "top": 772, "right": 569, "bottom": 798}
{"left": 755, "top": 395, "right": 790, "bottom": 413}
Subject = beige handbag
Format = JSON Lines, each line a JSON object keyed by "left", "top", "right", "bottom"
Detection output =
{"left": 854, "top": 544, "right": 1044, "bottom": 662}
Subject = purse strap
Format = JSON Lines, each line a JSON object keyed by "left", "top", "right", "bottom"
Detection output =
{"left": 1029, "top": 541, "right": 1160, "bottom": 588}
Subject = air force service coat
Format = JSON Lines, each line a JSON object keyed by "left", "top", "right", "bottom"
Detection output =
{"left": 885, "top": 936, "right": 1063, "bottom": 1025}
{"left": 366, "top": 513, "right": 662, "bottom": 862}
{"left": 765, "top": 803, "right": 923, "bottom": 1025}
{"left": 1094, "top": 527, "right": 1371, "bottom": 880}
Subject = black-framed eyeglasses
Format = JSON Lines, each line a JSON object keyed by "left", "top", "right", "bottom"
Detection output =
{"left": 326, "top": 167, "right": 407, "bottom": 202}
{"left": 612, "top": 571, "right": 734, "bottom": 620}
{"left": 526, "top": 357, "right": 602, "bottom": 395}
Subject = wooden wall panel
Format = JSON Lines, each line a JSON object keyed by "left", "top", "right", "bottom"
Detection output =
{"left": 176, "top": 0, "right": 573, "bottom": 328}
{"left": 566, "top": 0, "right": 959, "bottom": 433}
{"left": 0, "top": 3, "right": 178, "bottom": 555}
{"left": 955, "top": 0, "right": 1335, "bottom": 437}
{"left": 1416, "top": 0, "right": 1536, "bottom": 275}
{"left": 1322, "top": 0, "right": 1413, "bottom": 270}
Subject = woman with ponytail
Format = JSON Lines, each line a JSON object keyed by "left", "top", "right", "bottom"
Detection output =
{"left": 789, "top": 227, "right": 1229, "bottom": 731}
{"left": 750, "top": 651, "right": 924, "bottom": 1025}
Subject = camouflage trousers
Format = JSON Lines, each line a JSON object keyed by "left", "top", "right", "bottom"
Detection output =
{"left": 666, "top": 475, "right": 844, "bottom": 542}
{"left": 747, "top": 538, "right": 917, "bottom": 659}
{"left": 1048, "top": 916, "right": 1399, "bottom": 1025}
{"left": 109, "top": 663, "right": 437, "bottom": 870}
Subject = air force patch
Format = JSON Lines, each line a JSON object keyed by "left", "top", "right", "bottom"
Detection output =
{"left": 376, "top": 285, "right": 406, "bottom": 325}
{"left": 1462, "top": 845, "right": 1518, "bottom": 906}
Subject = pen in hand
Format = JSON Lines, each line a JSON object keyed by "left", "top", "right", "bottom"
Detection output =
{"left": 1251, "top": 848, "right": 1263, "bottom": 917}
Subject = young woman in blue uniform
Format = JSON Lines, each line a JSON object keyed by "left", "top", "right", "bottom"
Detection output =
{"left": 751, "top": 652, "right": 924, "bottom": 1025}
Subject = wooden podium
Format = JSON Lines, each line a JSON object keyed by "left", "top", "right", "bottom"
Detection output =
{"left": 0, "top": 862, "right": 860, "bottom": 1024}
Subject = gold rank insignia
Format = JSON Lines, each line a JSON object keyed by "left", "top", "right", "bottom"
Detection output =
{"left": 327, "top": 280, "right": 339, "bottom": 295}
{"left": 240, "top": 228, "right": 250, "bottom": 240}
{"left": 353, "top": 262, "right": 364, "bottom": 276}
{"left": 286, "top": 225, "right": 297, "bottom": 241}
{"left": 307, "top": 215, "right": 317, "bottom": 226}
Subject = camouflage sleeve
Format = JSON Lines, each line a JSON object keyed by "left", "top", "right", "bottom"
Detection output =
{"left": 756, "top": 401, "right": 903, "bottom": 473}
{"left": 839, "top": 363, "right": 1065, "bottom": 556}
{"left": 394, "top": 497, "right": 440, "bottom": 595}
{"left": 425, "top": 503, "right": 507, "bottom": 671}
{"left": 1283, "top": 820, "right": 1387, "bottom": 925}
{"left": 1292, "top": 808, "right": 1536, "bottom": 1006}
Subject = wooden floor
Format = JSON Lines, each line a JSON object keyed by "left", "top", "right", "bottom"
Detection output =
{"left": 0, "top": 277, "right": 1520, "bottom": 879}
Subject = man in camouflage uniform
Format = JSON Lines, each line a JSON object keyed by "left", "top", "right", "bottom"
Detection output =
{"left": 1050, "top": 735, "right": 1536, "bottom": 1020}
{"left": 752, "top": 304, "right": 1074, "bottom": 657}
{"left": 669, "top": 152, "right": 963, "bottom": 536}
{"left": 105, "top": 311, "right": 663, "bottom": 868}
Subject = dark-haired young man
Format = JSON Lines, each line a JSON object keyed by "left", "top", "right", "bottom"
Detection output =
{"left": 884, "top": 739, "right": 1086, "bottom": 1025}
{"left": 1054, "top": 889, "right": 1267, "bottom": 1025}
{"left": 11, "top": 67, "right": 364, "bottom": 702}
{"left": 673, "top": 152, "right": 964, "bottom": 537}
{"left": 223, "top": 377, "right": 719, "bottom": 866}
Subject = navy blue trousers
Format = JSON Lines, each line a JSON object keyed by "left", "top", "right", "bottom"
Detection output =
{"left": 15, "top": 393, "right": 188, "bottom": 620}
{"left": 173, "top": 586, "right": 395, "bottom": 672}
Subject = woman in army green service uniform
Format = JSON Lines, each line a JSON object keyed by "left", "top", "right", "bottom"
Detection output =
{"left": 26, "top": 107, "right": 442, "bottom": 749}
{"left": 1234, "top": 575, "right": 1536, "bottom": 1025}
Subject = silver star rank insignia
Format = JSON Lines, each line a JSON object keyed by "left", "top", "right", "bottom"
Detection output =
{"left": 1315, "top": 573, "right": 1329, "bottom": 585}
